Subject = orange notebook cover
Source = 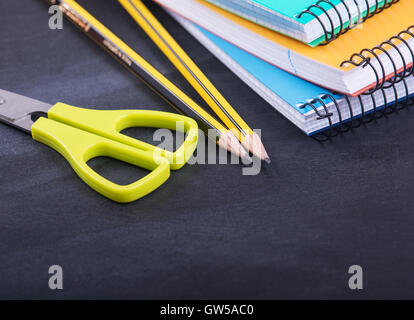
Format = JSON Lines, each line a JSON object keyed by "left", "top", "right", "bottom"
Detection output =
{"left": 197, "top": 0, "right": 414, "bottom": 71}
{"left": 155, "top": 0, "right": 414, "bottom": 95}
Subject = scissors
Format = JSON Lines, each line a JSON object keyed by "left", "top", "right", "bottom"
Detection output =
{"left": 0, "top": 89, "right": 198, "bottom": 203}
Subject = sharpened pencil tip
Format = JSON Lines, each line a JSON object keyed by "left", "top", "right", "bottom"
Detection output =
{"left": 264, "top": 157, "right": 271, "bottom": 164}
{"left": 218, "top": 130, "right": 251, "bottom": 163}
{"left": 242, "top": 132, "right": 270, "bottom": 162}
{"left": 242, "top": 154, "right": 253, "bottom": 165}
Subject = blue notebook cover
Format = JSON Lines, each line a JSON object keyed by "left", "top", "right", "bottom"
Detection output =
{"left": 187, "top": 21, "right": 414, "bottom": 136}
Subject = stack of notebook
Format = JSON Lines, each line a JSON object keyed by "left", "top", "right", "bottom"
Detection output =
{"left": 154, "top": 0, "right": 414, "bottom": 138}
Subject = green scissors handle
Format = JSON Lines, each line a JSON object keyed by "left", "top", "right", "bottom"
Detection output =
{"left": 47, "top": 103, "right": 198, "bottom": 170}
{"left": 0, "top": 90, "right": 198, "bottom": 203}
{"left": 33, "top": 116, "right": 172, "bottom": 203}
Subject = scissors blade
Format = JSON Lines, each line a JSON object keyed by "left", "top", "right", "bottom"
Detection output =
{"left": 0, "top": 89, "right": 52, "bottom": 133}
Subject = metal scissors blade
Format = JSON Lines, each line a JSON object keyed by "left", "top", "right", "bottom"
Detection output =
{"left": 0, "top": 89, "right": 52, "bottom": 133}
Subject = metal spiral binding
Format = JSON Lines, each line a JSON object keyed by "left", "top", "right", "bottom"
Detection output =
{"left": 300, "top": 76, "right": 414, "bottom": 142}
{"left": 297, "top": 0, "right": 400, "bottom": 45}
{"left": 299, "top": 25, "right": 414, "bottom": 142}
{"left": 340, "top": 25, "right": 414, "bottom": 94}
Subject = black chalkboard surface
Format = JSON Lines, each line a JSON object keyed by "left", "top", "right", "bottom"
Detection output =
{"left": 0, "top": 0, "right": 413, "bottom": 299}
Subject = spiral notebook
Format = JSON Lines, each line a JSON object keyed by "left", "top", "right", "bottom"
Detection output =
{"left": 170, "top": 13, "right": 414, "bottom": 137}
{"left": 205, "top": 0, "right": 400, "bottom": 46}
{"left": 155, "top": 0, "right": 414, "bottom": 96}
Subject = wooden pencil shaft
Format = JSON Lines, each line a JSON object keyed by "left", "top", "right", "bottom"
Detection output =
{"left": 46, "top": 0, "right": 253, "bottom": 160}
{"left": 47, "top": 0, "right": 222, "bottom": 138}
{"left": 120, "top": 0, "right": 270, "bottom": 161}
{"left": 83, "top": 18, "right": 216, "bottom": 135}
{"left": 121, "top": 0, "right": 246, "bottom": 136}
{"left": 121, "top": 0, "right": 253, "bottom": 137}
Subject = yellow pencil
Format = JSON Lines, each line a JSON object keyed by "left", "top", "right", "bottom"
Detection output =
{"left": 119, "top": 0, "right": 270, "bottom": 163}
{"left": 48, "top": 0, "right": 250, "bottom": 161}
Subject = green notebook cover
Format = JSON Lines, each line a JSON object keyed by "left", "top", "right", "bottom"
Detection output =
{"left": 206, "top": 0, "right": 395, "bottom": 46}
{"left": 252, "top": 0, "right": 344, "bottom": 22}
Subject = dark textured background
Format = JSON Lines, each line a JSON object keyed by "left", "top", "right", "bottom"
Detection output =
{"left": 1, "top": 0, "right": 414, "bottom": 299}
